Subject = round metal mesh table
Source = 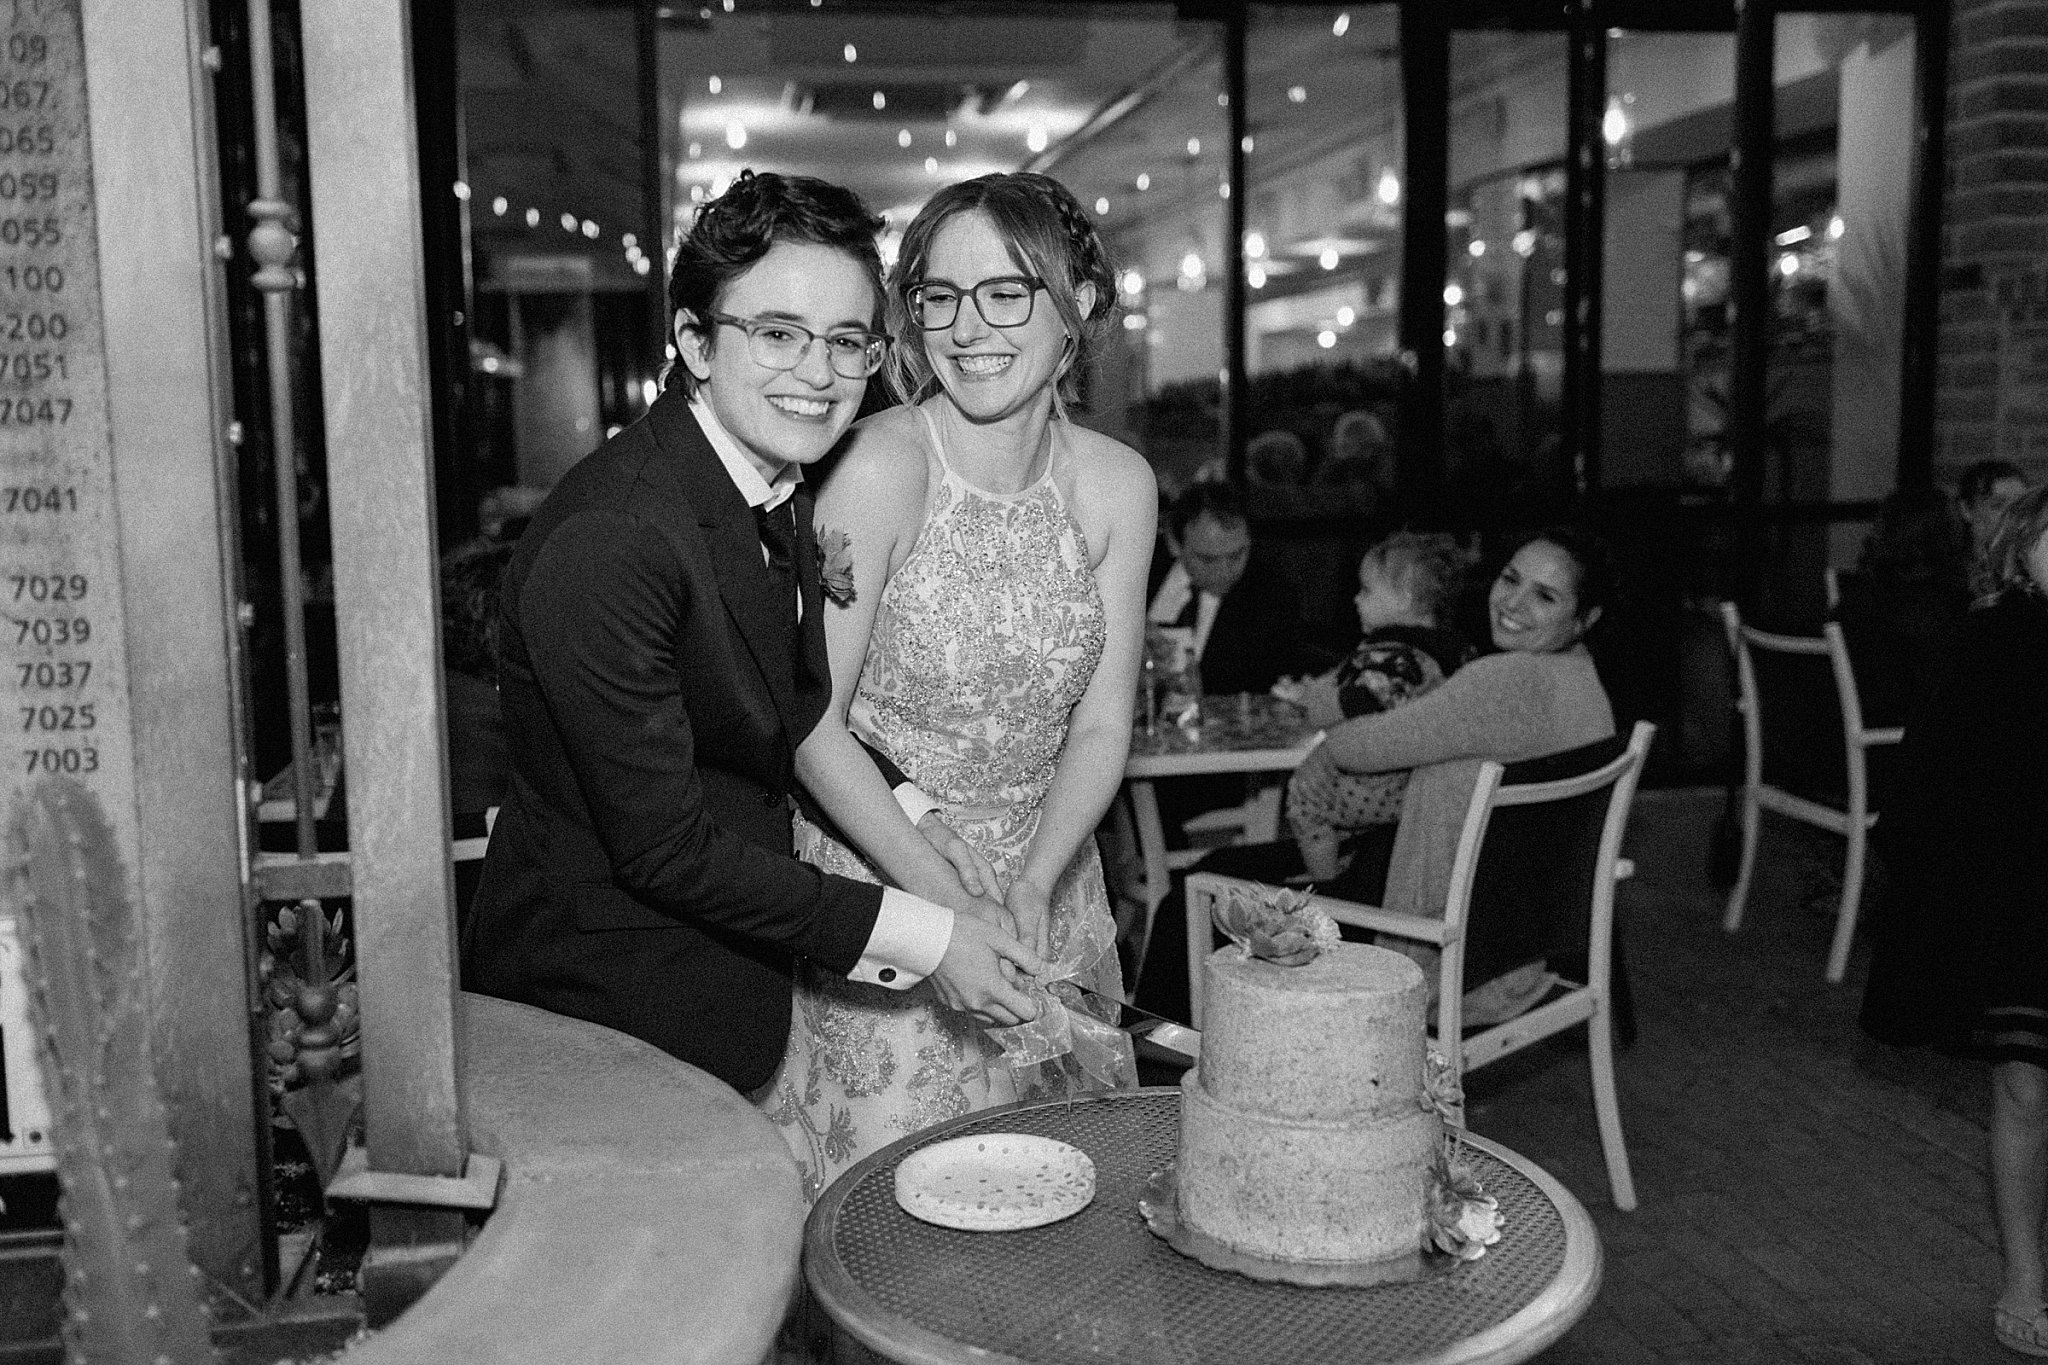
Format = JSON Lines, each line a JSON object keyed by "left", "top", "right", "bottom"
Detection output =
{"left": 804, "top": 1088, "right": 1601, "bottom": 1365}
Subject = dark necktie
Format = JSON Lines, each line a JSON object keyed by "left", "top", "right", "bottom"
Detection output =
{"left": 756, "top": 500, "right": 797, "bottom": 618}
{"left": 1175, "top": 591, "right": 1200, "bottom": 628}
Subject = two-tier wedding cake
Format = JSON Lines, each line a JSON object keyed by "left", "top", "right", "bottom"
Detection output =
{"left": 1175, "top": 939, "right": 1442, "bottom": 1266}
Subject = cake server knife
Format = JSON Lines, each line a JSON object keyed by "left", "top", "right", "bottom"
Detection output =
{"left": 1062, "top": 983, "right": 1202, "bottom": 1063}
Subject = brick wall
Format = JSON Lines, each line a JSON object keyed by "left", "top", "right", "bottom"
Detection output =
{"left": 1937, "top": 0, "right": 2048, "bottom": 480}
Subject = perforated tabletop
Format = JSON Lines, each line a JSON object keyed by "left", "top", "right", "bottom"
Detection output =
{"left": 803, "top": 1088, "right": 1601, "bottom": 1365}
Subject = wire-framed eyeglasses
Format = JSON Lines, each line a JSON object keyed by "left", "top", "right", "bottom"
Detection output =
{"left": 707, "top": 313, "right": 890, "bottom": 379}
{"left": 905, "top": 276, "right": 1046, "bottom": 331}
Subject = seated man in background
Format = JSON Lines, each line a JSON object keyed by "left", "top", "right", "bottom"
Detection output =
{"left": 1140, "top": 482, "right": 1308, "bottom": 864}
{"left": 1146, "top": 480, "right": 1305, "bottom": 697}
{"left": 1958, "top": 459, "right": 2029, "bottom": 587}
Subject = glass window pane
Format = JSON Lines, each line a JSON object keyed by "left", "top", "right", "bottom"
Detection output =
{"left": 1604, "top": 30, "right": 1736, "bottom": 495}
{"left": 657, "top": 3, "right": 1219, "bottom": 469}
{"left": 460, "top": 2, "right": 654, "bottom": 489}
{"left": 1773, "top": 15, "right": 1919, "bottom": 575}
{"left": 1447, "top": 31, "right": 1568, "bottom": 502}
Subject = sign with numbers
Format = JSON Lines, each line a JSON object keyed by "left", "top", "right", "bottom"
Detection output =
{"left": 0, "top": 0, "right": 143, "bottom": 1175}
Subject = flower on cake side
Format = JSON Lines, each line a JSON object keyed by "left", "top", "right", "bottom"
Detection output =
{"left": 1420, "top": 1048, "right": 1464, "bottom": 1125}
{"left": 1427, "top": 1138, "right": 1505, "bottom": 1261}
{"left": 1210, "top": 884, "right": 1343, "bottom": 966}
{"left": 1421, "top": 1049, "right": 1504, "bottom": 1261}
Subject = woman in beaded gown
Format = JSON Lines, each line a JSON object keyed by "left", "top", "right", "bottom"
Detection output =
{"left": 765, "top": 173, "right": 1156, "bottom": 1200}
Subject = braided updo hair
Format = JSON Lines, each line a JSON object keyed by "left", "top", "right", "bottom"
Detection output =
{"left": 886, "top": 172, "right": 1118, "bottom": 415}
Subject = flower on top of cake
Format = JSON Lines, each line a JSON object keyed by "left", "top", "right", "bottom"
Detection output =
{"left": 1428, "top": 1137, "right": 1505, "bottom": 1261}
{"left": 1210, "top": 884, "right": 1343, "bottom": 966}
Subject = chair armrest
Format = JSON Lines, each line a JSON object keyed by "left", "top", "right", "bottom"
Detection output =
{"left": 1614, "top": 857, "right": 1635, "bottom": 882}
{"left": 1861, "top": 727, "right": 1904, "bottom": 747}
{"left": 1314, "top": 897, "right": 1453, "bottom": 946}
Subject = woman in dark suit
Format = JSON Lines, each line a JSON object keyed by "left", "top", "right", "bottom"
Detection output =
{"left": 1861, "top": 485, "right": 2048, "bottom": 1357}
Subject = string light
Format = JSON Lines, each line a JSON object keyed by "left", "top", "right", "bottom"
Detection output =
{"left": 1027, "top": 126, "right": 1048, "bottom": 153}
{"left": 491, "top": 196, "right": 508, "bottom": 216}
{"left": 1332, "top": 11, "right": 1349, "bottom": 36}
{"left": 708, "top": 75, "right": 721, "bottom": 94}
{"left": 1320, "top": 247, "right": 1339, "bottom": 270}
{"left": 843, "top": 42, "right": 857, "bottom": 61}
{"left": 898, "top": 128, "right": 912, "bottom": 148}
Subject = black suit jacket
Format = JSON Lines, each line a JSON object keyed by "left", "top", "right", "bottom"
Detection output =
{"left": 461, "top": 391, "right": 884, "bottom": 1093}
{"left": 1147, "top": 547, "right": 1305, "bottom": 697}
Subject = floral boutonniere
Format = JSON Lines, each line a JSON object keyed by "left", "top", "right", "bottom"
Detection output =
{"left": 816, "top": 527, "right": 855, "bottom": 606}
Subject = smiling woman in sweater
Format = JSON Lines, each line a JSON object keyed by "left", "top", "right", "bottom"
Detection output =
{"left": 1134, "top": 526, "right": 1618, "bottom": 1024}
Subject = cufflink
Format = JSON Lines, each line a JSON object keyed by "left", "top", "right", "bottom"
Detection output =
{"left": 878, "top": 967, "right": 897, "bottom": 983}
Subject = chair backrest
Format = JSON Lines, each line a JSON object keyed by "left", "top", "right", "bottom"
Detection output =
{"left": 1444, "top": 723, "right": 1653, "bottom": 996}
{"left": 1719, "top": 601, "right": 1873, "bottom": 802}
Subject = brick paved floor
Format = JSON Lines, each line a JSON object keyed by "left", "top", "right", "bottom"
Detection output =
{"left": 1477, "top": 788, "right": 2011, "bottom": 1365}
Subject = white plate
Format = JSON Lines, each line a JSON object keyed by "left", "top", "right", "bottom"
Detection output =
{"left": 893, "top": 1133, "right": 1096, "bottom": 1231}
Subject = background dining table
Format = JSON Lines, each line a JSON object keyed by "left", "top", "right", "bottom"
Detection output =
{"left": 1117, "top": 695, "right": 1321, "bottom": 979}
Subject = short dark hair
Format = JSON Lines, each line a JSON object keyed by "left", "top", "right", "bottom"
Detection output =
{"left": 1167, "top": 480, "right": 1249, "bottom": 541}
{"left": 665, "top": 170, "right": 886, "bottom": 396}
{"left": 441, "top": 540, "right": 517, "bottom": 682}
{"left": 1958, "top": 459, "right": 2025, "bottom": 508}
{"left": 1520, "top": 523, "right": 1615, "bottom": 625}
{"left": 887, "top": 172, "right": 1118, "bottom": 416}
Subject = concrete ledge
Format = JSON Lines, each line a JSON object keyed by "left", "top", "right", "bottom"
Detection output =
{"left": 342, "top": 993, "right": 803, "bottom": 1365}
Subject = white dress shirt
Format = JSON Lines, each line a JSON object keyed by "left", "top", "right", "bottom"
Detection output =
{"left": 1147, "top": 559, "right": 1221, "bottom": 659}
{"left": 690, "top": 397, "right": 954, "bottom": 989}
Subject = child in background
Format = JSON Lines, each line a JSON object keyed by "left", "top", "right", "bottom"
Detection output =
{"left": 1275, "top": 532, "right": 1475, "bottom": 880}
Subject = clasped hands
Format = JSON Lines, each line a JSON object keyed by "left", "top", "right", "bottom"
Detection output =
{"left": 915, "top": 810, "right": 1056, "bottom": 1028}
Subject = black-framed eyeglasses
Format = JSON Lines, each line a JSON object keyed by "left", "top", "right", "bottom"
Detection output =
{"left": 906, "top": 276, "right": 1045, "bottom": 331}
{"left": 706, "top": 312, "right": 890, "bottom": 379}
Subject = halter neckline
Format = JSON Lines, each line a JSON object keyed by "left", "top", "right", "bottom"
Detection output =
{"left": 917, "top": 403, "right": 1058, "bottom": 502}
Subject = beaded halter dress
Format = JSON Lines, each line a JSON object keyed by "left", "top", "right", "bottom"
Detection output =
{"left": 765, "top": 404, "right": 1131, "bottom": 1202}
